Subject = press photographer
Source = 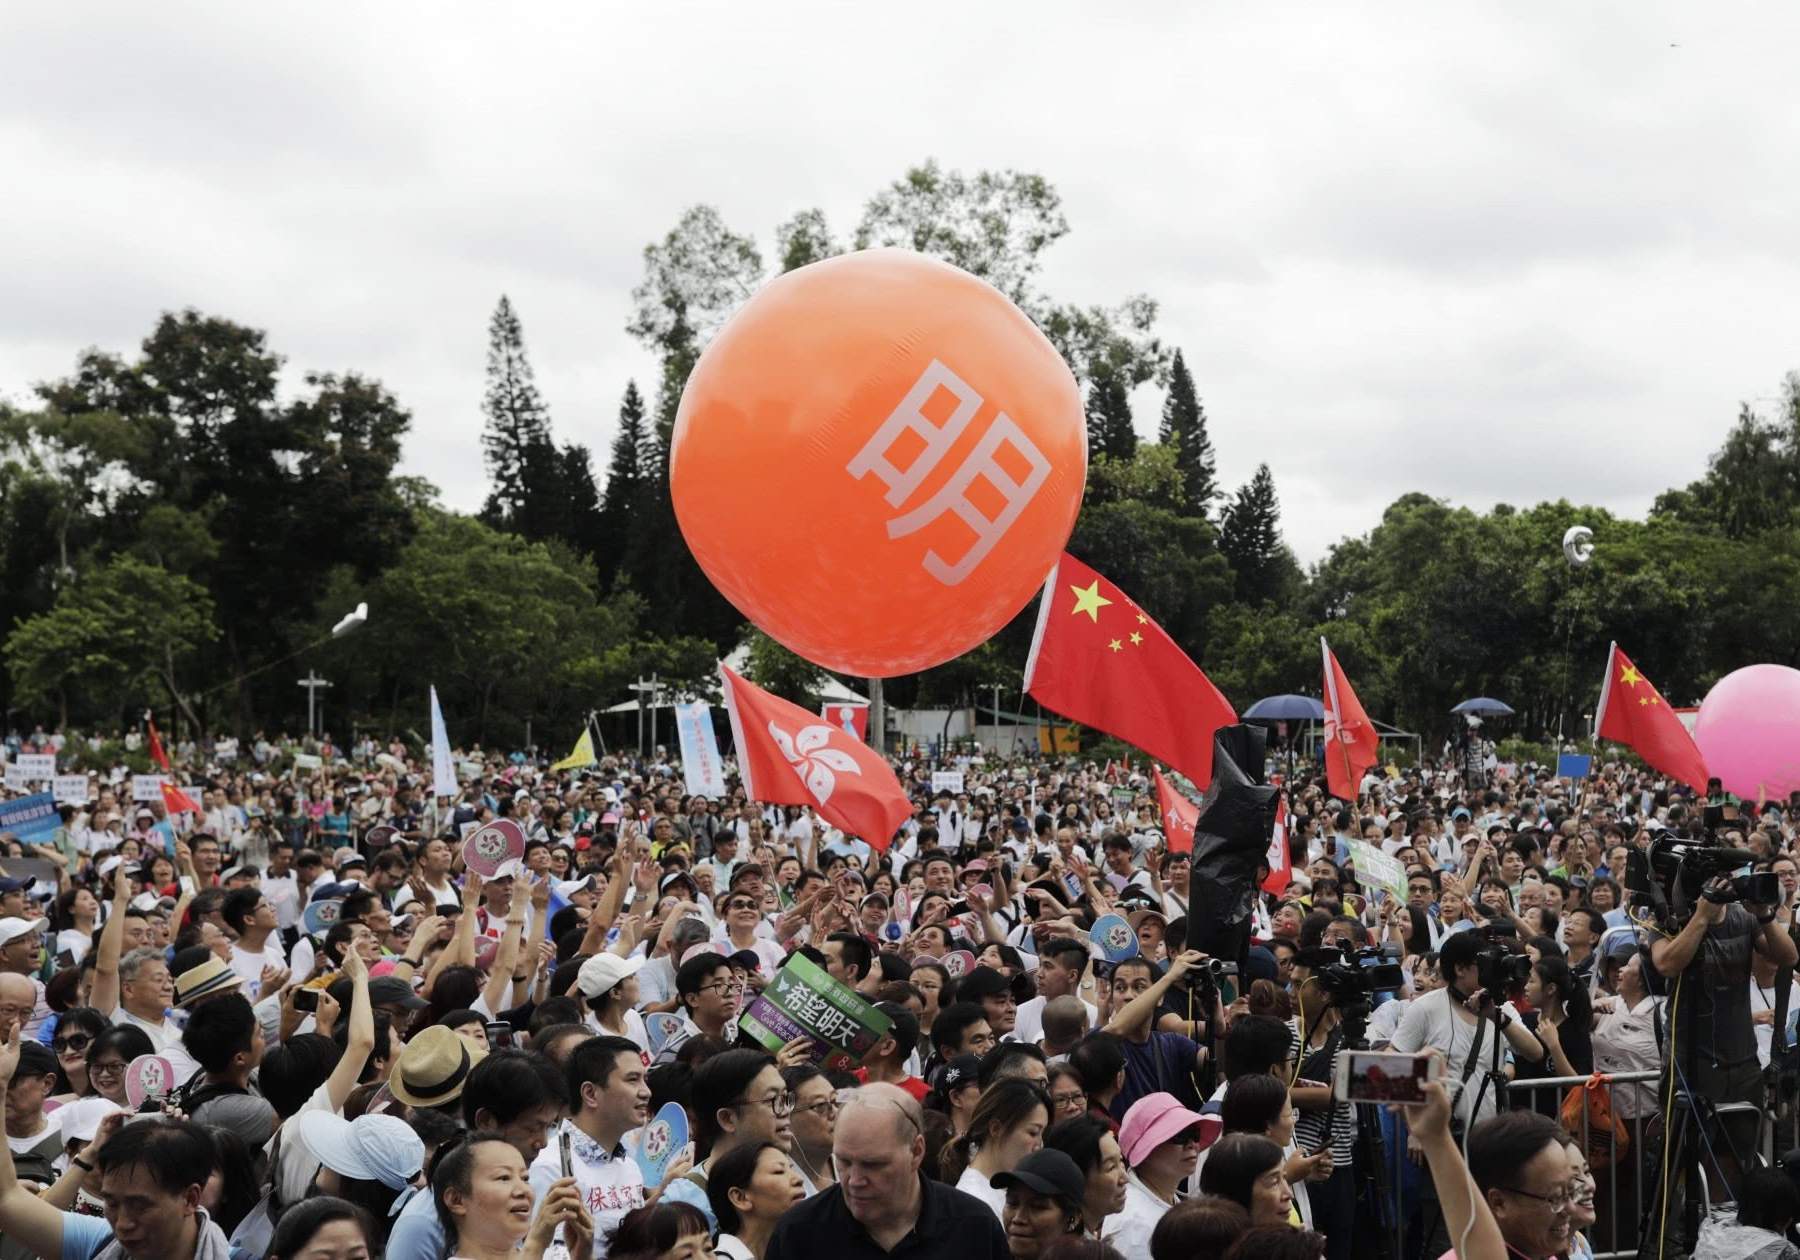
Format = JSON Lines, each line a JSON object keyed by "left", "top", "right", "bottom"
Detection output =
{"left": 1641, "top": 813, "right": 1798, "bottom": 1201}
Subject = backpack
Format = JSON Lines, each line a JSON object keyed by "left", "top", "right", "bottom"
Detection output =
{"left": 1559, "top": 1073, "right": 1629, "bottom": 1170}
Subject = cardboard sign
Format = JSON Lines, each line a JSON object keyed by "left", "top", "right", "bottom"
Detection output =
{"left": 3, "top": 766, "right": 33, "bottom": 791}
{"left": 738, "top": 952, "right": 892, "bottom": 1071}
{"left": 931, "top": 771, "right": 965, "bottom": 794}
{"left": 13, "top": 753, "right": 54, "bottom": 781}
{"left": 293, "top": 753, "right": 322, "bottom": 771}
{"left": 1347, "top": 840, "right": 1407, "bottom": 904}
{"left": 131, "top": 775, "right": 168, "bottom": 803}
{"left": 462, "top": 819, "right": 526, "bottom": 878}
{"left": 53, "top": 775, "right": 89, "bottom": 805}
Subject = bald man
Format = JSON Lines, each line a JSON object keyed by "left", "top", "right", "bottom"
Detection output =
{"left": 765, "top": 1083, "right": 1007, "bottom": 1260}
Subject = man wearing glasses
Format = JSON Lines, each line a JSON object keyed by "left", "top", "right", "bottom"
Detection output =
{"left": 1464, "top": 1111, "right": 1575, "bottom": 1260}
{"left": 655, "top": 952, "right": 741, "bottom": 1065}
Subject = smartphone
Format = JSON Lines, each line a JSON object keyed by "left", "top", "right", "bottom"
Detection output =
{"left": 293, "top": 989, "right": 320, "bottom": 1013}
{"left": 486, "top": 1021, "right": 515, "bottom": 1050}
{"left": 558, "top": 1125, "right": 574, "bottom": 1179}
{"left": 1333, "top": 1049, "right": 1443, "bottom": 1104}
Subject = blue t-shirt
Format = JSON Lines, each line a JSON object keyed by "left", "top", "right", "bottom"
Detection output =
{"left": 61, "top": 1212, "right": 113, "bottom": 1260}
{"left": 385, "top": 1182, "right": 446, "bottom": 1260}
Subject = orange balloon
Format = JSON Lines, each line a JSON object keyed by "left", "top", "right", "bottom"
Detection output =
{"left": 671, "top": 249, "right": 1087, "bottom": 677}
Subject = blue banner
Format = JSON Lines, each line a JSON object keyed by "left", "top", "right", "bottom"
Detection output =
{"left": 0, "top": 793, "right": 58, "bottom": 844}
{"left": 675, "top": 701, "right": 725, "bottom": 798}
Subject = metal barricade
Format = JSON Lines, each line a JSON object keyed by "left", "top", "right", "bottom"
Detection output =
{"left": 1382, "top": 1071, "right": 1663, "bottom": 1260}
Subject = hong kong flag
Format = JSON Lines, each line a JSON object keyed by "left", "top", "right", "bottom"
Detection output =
{"left": 721, "top": 665, "right": 911, "bottom": 851}
{"left": 1024, "top": 553, "right": 1237, "bottom": 788}
{"left": 1264, "top": 797, "right": 1292, "bottom": 894}
{"left": 1153, "top": 767, "right": 1198, "bottom": 854}
{"left": 1321, "top": 637, "right": 1379, "bottom": 802}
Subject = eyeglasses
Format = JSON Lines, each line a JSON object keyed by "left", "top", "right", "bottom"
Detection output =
{"left": 697, "top": 980, "right": 743, "bottom": 996}
{"left": 53, "top": 1033, "right": 92, "bottom": 1055}
{"left": 793, "top": 1097, "right": 840, "bottom": 1118}
{"left": 1050, "top": 1090, "right": 1087, "bottom": 1108}
{"left": 726, "top": 900, "right": 759, "bottom": 912}
{"left": 90, "top": 1060, "right": 126, "bottom": 1079}
{"left": 1502, "top": 1185, "right": 1571, "bottom": 1212}
{"left": 734, "top": 1091, "right": 794, "bottom": 1118}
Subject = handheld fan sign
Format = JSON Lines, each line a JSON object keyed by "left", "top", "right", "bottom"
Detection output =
{"left": 462, "top": 819, "right": 526, "bottom": 878}
{"left": 644, "top": 1013, "right": 686, "bottom": 1058}
{"left": 941, "top": 949, "right": 977, "bottom": 979}
{"left": 124, "top": 1055, "right": 178, "bottom": 1110}
{"left": 1090, "top": 914, "right": 1140, "bottom": 964}
{"left": 634, "top": 1102, "right": 690, "bottom": 1187}
{"left": 302, "top": 898, "right": 345, "bottom": 938}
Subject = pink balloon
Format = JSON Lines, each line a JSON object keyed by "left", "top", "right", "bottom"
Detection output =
{"left": 1694, "top": 664, "right": 1800, "bottom": 801}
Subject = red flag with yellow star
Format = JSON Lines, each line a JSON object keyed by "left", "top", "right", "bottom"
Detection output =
{"left": 1593, "top": 642, "right": 1709, "bottom": 792}
{"left": 1023, "top": 552, "right": 1237, "bottom": 788}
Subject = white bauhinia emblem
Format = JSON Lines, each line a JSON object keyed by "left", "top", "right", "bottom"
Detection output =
{"left": 769, "top": 721, "right": 861, "bottom": 805}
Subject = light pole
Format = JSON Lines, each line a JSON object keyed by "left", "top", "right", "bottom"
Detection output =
{"left": 297, "top": 671, "right": 332, "bottom": 737}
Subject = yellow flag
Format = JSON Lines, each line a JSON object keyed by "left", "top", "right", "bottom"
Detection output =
{"left": 551, "top": 728, "right": 597, "bottom": 771}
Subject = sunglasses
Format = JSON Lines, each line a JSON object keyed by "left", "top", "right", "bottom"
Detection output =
{"left": 53, "top": 1033, "right": 92, "bottom": 1055}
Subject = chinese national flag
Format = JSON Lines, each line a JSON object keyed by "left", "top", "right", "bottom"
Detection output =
{"left": 720, "top": 665, "right": 911, "bottom": 851}
{"left": 160, "top": 781, "right": 200, "bottom": 815}
{"left": 1263, "top": 796, "right": 1292, "bottom": 893}
{"left": 1594, "top": 643, "right": 1709, "bottom": 792}
{"left": 1023, "top": 553, "right": 1237, "bottom": 789}
{"left": 146, "top": 712, "right": 172, "bottom": 773}
{"left": 1153, "top": 767, "right": 1198, "bottom": 854}
{"left": 1321, "top": 638, "right": 1379, "bottom": 802}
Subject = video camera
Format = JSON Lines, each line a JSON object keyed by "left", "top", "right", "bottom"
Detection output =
{"left": 1298, "top": 943, "right": 1406, "bottom": 1002}
{"left": 1476, "top": 944, "right": 1532, "bottom": 997}
{"left": 1626, "top": 826, "right": 1776, "bottom": 922}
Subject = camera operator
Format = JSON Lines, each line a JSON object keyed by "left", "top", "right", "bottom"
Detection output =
{"left": 1648, "top": 858, "right": 1797, "bottom": 1186}
{"left": 1390, "top": 930, "right": 1543, "bottom": 1257}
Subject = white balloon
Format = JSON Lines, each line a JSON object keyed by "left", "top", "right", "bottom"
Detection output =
{"left": 1562, "top": 525, "right": 1594, "bottom": 566}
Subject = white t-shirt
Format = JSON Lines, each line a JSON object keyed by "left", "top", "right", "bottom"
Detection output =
{"left": 528, "top": 1119, "right": 646, "bottom": 1260}
{"left": 1751, "top": 977, "right": 1800, "bottom": 1068}
{"left": 111, "top": 1007, "right": 201, "bottom": 1085}
{"left": 230, "top": 938, "right": 288, "bottom": 993}
{"left": 954, "top": 1165, "right": 1005, "bottom": 1218}
{"left": 1104, "top": 1173, "right": 1169, "bottom": 1258}
{"left": 1011, "top": 994, "right": 1098, "bottom": 1046}
{"left": 264, "top": 873, "right": 302, "bottom": 931}
{"left": 1389, "top": 988, "right": 1513, "bottom": 1129}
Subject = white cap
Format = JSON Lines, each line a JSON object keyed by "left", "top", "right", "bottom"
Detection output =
{"left": 0, "top": 917, "right": 48, "bottom": 946}
{"left": 576, "top": 951, "right": 645, "bottom": 998}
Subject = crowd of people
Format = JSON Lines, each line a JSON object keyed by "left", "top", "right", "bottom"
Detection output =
{"left": 0, "top": 723, "right": 1796, "bottom": 1260}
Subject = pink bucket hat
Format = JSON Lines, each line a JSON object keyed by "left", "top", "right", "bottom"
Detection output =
{"left": 1118, "top": 1091, "right": 1207, "bottom": 1167}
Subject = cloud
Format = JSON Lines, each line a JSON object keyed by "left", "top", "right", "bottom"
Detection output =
{"left": 3, "top": 2, "right": 1798, "bottom": 567}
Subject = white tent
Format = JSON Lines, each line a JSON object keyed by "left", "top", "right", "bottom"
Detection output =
{"left": 603, "top": 646, "right": 868, "bottom": 712}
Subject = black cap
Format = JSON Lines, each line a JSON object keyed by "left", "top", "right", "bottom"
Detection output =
{"left": 15, "top": 1040, "right": 57, "bottom": 1079}
{"left": 936, "top": 1054, "right": 981, "bottom": 1092}
{"left": 992, "top": 1148, "right": 1085, "bottom": 1205}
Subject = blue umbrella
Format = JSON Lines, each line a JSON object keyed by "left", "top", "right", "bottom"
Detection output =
{"left": 1243, "top": 694, "right": 1326, "bottom": 721}
{"left": 1451, "top": 697, "right": 1515, "bottom": 716}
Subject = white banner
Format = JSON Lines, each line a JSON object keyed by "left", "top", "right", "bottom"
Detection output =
{"left": 675, "top": 701, "right": 726, "bottom": 799}
{"left": 214, "top": 738, "right": 239, "bottom": 762}
{"left": 931, "top": 770, "right": 965, "bottom": 794}
{"left": 429, "top": 685, "right": 456, "bottom": 798}
{"left": 293, "top": 753, "right": 322, "bottom": 771}
{"left": 4, "top": 766, "right": 33, "bottom": 791}
{"left": 132, "top": 775, "right": 168, "bottom": 803}
{"left": 13, "top": 753, "right": 55, "bottom": 780}
{"left": 54, "top": 775, "right": 89, "bottom": 805}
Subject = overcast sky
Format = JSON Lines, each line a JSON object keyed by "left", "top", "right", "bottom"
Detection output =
{"left": 5, "top": 3, "right": 1798, "bottom": 562}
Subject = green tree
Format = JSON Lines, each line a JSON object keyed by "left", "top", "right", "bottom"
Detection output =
{"left": 479, "top": 296, "right": 553, "bottom": 524}
{"left": 1158, "top": 350, "right": 1217, "bottom": 515}
{"left": 1084, "top": 443, "right": 1187, "bottom": 513}
{"left": 1085, "top": 376, "right": 1137, "bottom": 461}
{"left": 741, "top": 628, "right": 829, "bottom": 704}
{"left": 596, "top": 382, "right": 650, "bottom": 586}
{"left": 775, "top": 208, "right": 841, "bottom": 273}
{"left": 854, "top": 160, "right": 1068, "bottom": 306}
{"left": 1069, "top": 500, "right": 1233, "bottom": 662}
{"left": 1219, "top": 464, "right": 1299, "bottom": 606}
{"left": 5, "top": 555, "right": 217, "bottom": 728}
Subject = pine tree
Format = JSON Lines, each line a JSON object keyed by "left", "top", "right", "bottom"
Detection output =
{"left": 1158, "top": 350, "right": 1218, "bottom": 515}
{"left": 1219, "top": 463, "right": 1296, "bottom": 605}
{"left": 596, "top": 382, "right": 649, "bottom": 585}
{"left": 480, "top": 296, "right": 552, "bottom": 522}
{"left": 1085, "top": 375, "right": 1137, "bottom": 461}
